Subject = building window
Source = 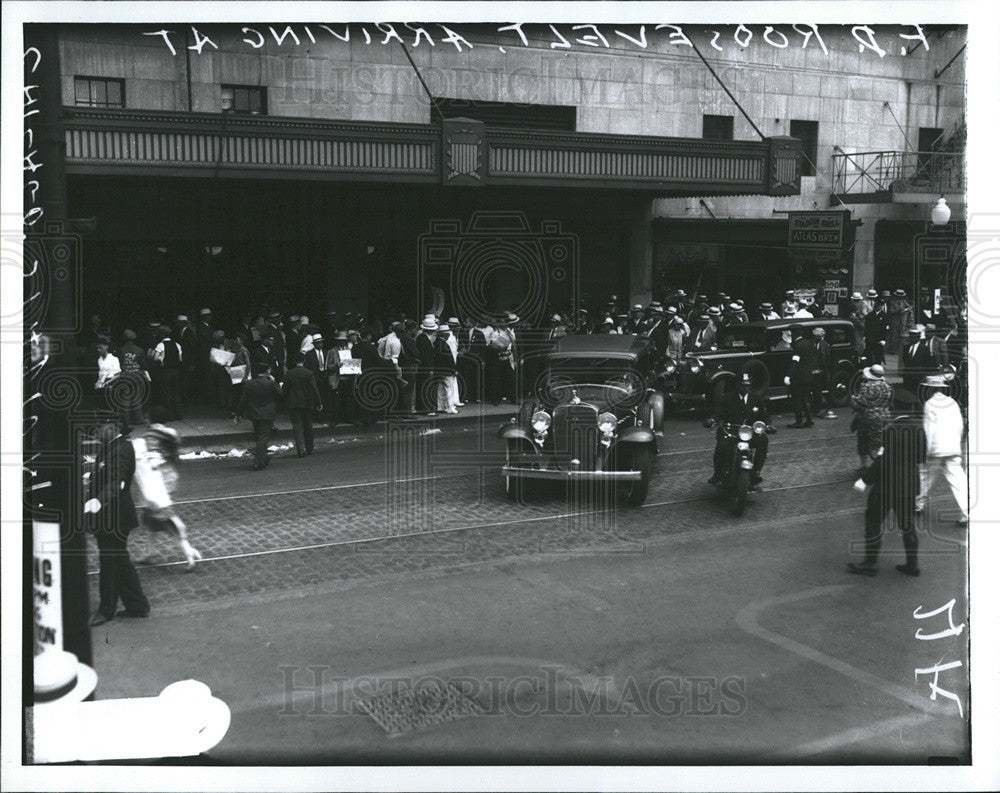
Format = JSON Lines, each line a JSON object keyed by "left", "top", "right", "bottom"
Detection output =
{"left": 790, "top": 119, "right": 819, "bottom": 176}
{"left": 702, "top": 114, "right": 734, "bottom": 141}
{"left": 431, "top": 98, "right": 576, "bottom": 131}
{"left": 74, "top": 76, "right": 124, "bottom": 109}
{"left": 221, "top": 85, "right": 266, "bottom": 115}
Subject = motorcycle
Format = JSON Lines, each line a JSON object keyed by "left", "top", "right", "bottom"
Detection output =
{"left": 706, "top": 420, "right": 776, "bottom": 516}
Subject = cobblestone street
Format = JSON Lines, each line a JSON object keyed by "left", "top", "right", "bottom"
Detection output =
{"left": 87, "top": 411, "right": 970, "bottom": 763}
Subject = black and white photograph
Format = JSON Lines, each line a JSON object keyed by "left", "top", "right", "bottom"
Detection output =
{"left": 4, "top": 1, "right": 999, "bottom": 789}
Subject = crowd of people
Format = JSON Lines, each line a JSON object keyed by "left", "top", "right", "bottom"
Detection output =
{"left": 75, "top": 283, "right": 964, "bottom": 468}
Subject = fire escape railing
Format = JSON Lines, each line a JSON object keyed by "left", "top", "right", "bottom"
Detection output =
{"left": 832, "top": 149, "right": 965, "bottom": 198}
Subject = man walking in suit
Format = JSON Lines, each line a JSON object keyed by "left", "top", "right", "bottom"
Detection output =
{"left": 85, "top": 419, "right": 149, "bottom": 625}
{"left": 234, "top": 364, "right": 283, "bottom": 470}
{"left": 864, "top": 302, "right": 890, "bottom": 365}
{"left": 283, "top": 355, "right": 323, "bottom": 457}
{"left": 303, "top": 333, "right": 334, "bottom": 423}
{"left": 848, "top": 414, "right": 925, "bottom": 577}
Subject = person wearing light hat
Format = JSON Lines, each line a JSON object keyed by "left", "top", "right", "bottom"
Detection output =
{"left": 414, "top": 318, "right": 438, "bottom": 414}
{"left": 626, "top": 304, "right": 644, "bottom": 333}
{"left": 810, "top": 327, "right": 837, "bottom": 419}
{"left": 915, "top": 375, "right": 968, "bottom": 525}
{"left": 433, "top": 323, "right": 460, "bottom": 413}
{"left": 887, "top": 289, "right": 913, "bottom": 355}
{"left": 850, "top": 362, "right": 893, "bottom": 471}
{"left": 781, "top": 290, "right": 797, "bottom": 316}
{"left": 687, "top": 313, "right": 716, "bottom": 352}
{"left": 864, "top": 295, "right": 890, "bottom": 365}
{"left": 848, "top": 408, "right": 924, "bottom": 577}
{"left": 758, "top": 302, "right": 780, "bottom": 322}
{"left": 445, "top": 318, "right": 464, "bottom": 405}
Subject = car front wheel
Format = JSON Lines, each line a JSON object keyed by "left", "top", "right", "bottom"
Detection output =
{"left": 619, "top": 444, "right": 654, "bottom": 507}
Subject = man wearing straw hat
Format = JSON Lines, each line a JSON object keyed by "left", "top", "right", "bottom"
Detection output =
{"left": 915, "top": 375, "right": 969, "bottom": 526}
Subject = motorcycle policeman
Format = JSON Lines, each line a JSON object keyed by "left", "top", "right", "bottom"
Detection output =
{"left": 705, "top": 372, "right": 771, "bottom": 490}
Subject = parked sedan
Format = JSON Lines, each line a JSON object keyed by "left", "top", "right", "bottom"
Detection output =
{"left": 657, "top": 318, "right": 862, "bottom": 412}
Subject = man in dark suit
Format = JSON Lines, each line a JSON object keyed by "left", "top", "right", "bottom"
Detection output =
{"left": 398, "top": 320, "right": 420, "bottom": 414}
{"left": 283, "top": 355, "right": 323, "bottom": 457}
{"left": 415, "top": 318, "right": 437, "bottom": 415}
{"left": 686, "top": 314, "right": 717, "bottom": 353}
{"left": 706, "top": 373, "right": 770, "bottom": 489}
{"left": 196, "top": 308, "right": 215, "bottom": 400}
{"left": 848, "top": 415, "right": 925, "bottom": 577}
{"left": 251, "top": 330, "right": 283, "bottom": 382}
{"left": 901, "top": 326, "right": 934, "bottom": 400}
{"left": 175, "top": 314, "right": 198, "bottom": 404}
{"left": 234, "top": 364, "right": 283, "bottom": 470}
{"left": 86, "top": 419, "right": 149, "bottom": 625}
{"left": 864, "top": 303, "right": 890, "bottom": 365}
{"left": 786, "top": 327, "right": 816, "bottom": 428}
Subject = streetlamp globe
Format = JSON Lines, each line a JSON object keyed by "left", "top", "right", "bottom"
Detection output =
{"left": 931, "top": 197, "right": 951, "bottom": 226}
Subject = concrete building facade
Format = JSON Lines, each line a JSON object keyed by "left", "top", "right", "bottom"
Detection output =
{"left": 53, "top": 22, "right": 965, "bottom": 326}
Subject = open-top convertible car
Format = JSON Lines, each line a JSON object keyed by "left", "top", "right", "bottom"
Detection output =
{"left": 499, "top": 334, "right": 663, "bottom": 506}
{"left": 658, "top": 318, "right": 862, "bottom": 412}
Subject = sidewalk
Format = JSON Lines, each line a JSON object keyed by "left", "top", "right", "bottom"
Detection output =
{"left": 158, "top": 402, "right": 517, "bottom": 455}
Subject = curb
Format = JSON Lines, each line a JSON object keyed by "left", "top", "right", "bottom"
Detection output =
{"left": 179, "top": 410, "right": 517, "bottom": 455}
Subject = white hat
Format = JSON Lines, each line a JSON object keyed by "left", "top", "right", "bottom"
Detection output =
{"left": 420, "top": 318, "right": 438, "bottom": 331}
{"left": 447, "top": 317, "right": 459, "bottom": 325}
{"left": 633, "top": 304, "right": 642, "bottom": 311}
{"left": 506, "top": 312, "right": 519, "bottom": 323}
{"left": 604, "top": 317, "right": 614, "bottom": 324}
{"left": 922, "top": 374, "right": 947, "bottom": 388}
{"left": 199, "top": 308, "right": 211, "bottom": 315}
{"left": 177, "top": 314, "right": 188, "bottom": 321}
{"left": 437, "top": 322, "right": 450, "bottom": 332}
{"left": 300, "top": 316, "right": 309, "bottom": 325}
{"left": 863, "top": 364, "right": 885, "bottom": 380}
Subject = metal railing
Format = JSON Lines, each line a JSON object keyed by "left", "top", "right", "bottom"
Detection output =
{"left": 832, "top": 149, "right": 964, "bottom": 198}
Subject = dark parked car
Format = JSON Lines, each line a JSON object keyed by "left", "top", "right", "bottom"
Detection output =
{"left": 499, "top": 334, "right": 663, "bottom": 506}
{"left": 658, "top": 318, "right": 862, "bottom": 411}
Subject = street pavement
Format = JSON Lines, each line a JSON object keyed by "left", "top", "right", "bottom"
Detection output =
{"left": 86, "top": 404, "right": 970, "bottom": 764}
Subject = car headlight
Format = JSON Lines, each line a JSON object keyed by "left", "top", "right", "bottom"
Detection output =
{"left": 531, "top": 410, "right": 551, "bottom": 433}
{"left": 598, "top": 412, "right": 617, "bottom": 435}
{"left": 752, "top": 421, "right": 766, "bottom": 435}
{"left": 689, "top": 360, "right": 701, "bottom": 374}
{"left": 737, "top": 441, "right": 750, "bottom": 451}
{"left": 738, "top": 425, "right": 753, "bottom": 442}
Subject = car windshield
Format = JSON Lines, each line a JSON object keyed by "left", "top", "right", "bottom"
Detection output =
{"left": 539, "top": 356, "right": 641, "bottom": 407}
{"left": 546, "top": 356, "right": 633, "bottom": 383}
